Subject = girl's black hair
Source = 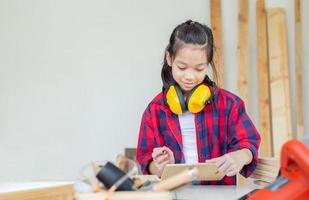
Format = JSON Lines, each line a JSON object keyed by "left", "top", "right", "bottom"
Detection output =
{"left": 161, "top": 20, "right": 218, "bottom": 90}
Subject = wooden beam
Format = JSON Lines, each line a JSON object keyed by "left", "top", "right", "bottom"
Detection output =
{"left": 237, "top": 0, "right": 249, "bottom": 104}
{"left": 267, "top": 9, "right": 292, "bottom": 156}
{"left": 210, "top": 0, "right": 223, "bottom": 87}
{"left": 236, "top": 0, "right": 249, "bottom": 186}
{"left": 295, "top": 0, "right": 304, "bottom": 139}
{"left": 256, "top": 0, "right": 273, "bottom": 157}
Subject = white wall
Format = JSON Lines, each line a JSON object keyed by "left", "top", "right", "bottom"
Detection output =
{"left": 0, "top": 0, "right": 308, "bottom": 181}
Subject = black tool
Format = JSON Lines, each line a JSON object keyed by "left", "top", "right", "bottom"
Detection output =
{"left": 96, "top": 161, "right": 135, "bottom": 191}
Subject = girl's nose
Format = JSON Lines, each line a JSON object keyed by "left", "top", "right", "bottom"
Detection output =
{"left": 184, "top": 72, "right": 195, "bottom": 80}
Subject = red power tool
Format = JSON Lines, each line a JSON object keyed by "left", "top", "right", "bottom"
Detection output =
{"left": 240, "top": 139, "right": 309, "bottom": 200}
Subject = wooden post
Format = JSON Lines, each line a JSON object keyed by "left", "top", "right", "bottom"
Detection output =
{"left": 236, "top": 0, "right": 249, "bottom": 186}
{"left": 267, "top": 9, "right": 292, "bottom": 157}
{"left": 256, "top": 0, "right": 273, "bottom": 157}
{"left": 295, "top": 0, "right": 304, "bottom": 140}
{"left": 210, "top": 0, "right": 223, "bottom": 87}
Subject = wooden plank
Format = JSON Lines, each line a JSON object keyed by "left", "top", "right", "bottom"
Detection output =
{"left": 210, "top": 0, "right": 223, "bottom": 87}
{"left": 236, "top": 0, "right": 249, "bottom": 186}
{"left": 253, "top": 169, "right": 278, "bottom": 178}
{"left": 251, "top": 174, "right": 277, "bottom": 182}
{"left": 0, "top": 184, "right": 75, "bottom": 200}
{"left": 295, "top": 0, "right": 304, "bottom": 139}
{"left": 258, "top": 157, "right": 280, "bottom": 166}
{"left": 256, "top": 164, "right": 279, "bottom": 173}
{"left": 256, "top": 0, "right": 273, "bottom": 157}
{"left": 266, "top": 9, "right": 292, "bottom": 157}
{"left": 253, "top": 180, "right": 272, "bottom": 187}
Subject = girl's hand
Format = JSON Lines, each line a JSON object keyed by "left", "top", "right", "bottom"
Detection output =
{"left": 151, "top": 146, "right": 175, "bottom": 176}
{"left": 205, "top": 149, "right": 252, "bottom": 177}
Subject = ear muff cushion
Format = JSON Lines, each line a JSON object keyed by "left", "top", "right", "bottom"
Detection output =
{"left": 187, "top": 85, "right": 211, "bottom": 113}
{"left": 166, "top": 85, "right": 186, "bottom": 115}
{"left": 174, "top": 85, "right": 187, "bottom": 112}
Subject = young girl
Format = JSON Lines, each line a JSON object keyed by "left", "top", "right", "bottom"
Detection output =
{"left": 136, "top": 20, "right": 260, "bottom": 185}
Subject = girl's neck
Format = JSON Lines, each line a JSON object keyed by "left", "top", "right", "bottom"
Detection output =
{"left": 183, "top": 90, "right": 189, "bottom": 100}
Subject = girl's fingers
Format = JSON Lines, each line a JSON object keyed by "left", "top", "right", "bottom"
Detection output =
{"left": 225, "top": 163, "right": 237, "bottom": 175}
{"left": 152, "top": 146, "right": 175, "bottom": 169}
{"left": 206, "top": 154, "right": 240, "bottom": 176}
{"left": 162, "top": 146, "right": 175, "bottom": 161}
{"left": 152, "top": 148, "right": 165, "bottom": 159}
{"left": 153, "top": 147, "right": 163, "bottom": 154}
{"left": 156, "top": 154, "right": 170, "bottom": 165}
{"left": 157, "top": 159, "right": 171, "bottom": 170}
{"left": 153, "top": 146, "right": 174, "bottom": 163}
{"left": 163, "top": 146, "right": 173, "bottom": 156}
{"left": 209, "top": 157, "right": 226, "bottom": 169}
{"left": 224, "top": 161, "right": 238, "bottom": 176}
{"left": 226, "top": 167, "right": 238, "bottom": 176}
{"left": 216, "top": 157, "right": 227, "bottom": 168}
{"left": 217, "top": 160, "right": 230, "bottom": 173}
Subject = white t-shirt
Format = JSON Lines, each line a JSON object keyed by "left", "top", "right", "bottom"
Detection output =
{"left": 178, "top": 111, "right": 198, "bottom": 163}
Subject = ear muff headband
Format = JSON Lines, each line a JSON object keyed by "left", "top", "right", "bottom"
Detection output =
{"left": 166, "top": 85, "right": 186, "bottom": 115}
{"left": 187, "top": 85, "right": 211, "bottom": 113}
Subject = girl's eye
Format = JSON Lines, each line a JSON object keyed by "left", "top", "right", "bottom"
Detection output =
{"left": 196, "top": 68, "right": 205, "bottom": 72}
{"left": 177, "top": 65, "right": 186, "bottom": 70}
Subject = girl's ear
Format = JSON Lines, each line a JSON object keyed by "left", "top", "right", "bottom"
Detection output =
{"left": 166, "top": 52, "right": 172, "bottom": 67}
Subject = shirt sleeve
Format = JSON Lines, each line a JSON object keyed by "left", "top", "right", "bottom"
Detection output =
{"left": 136, "top": 105, "right": 157, "bottom": 174}
{"left": 227, "top": 99, "right": 261, "bottom": 177}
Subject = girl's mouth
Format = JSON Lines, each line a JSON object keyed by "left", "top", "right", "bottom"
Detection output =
{"left": 182, "top": 83, "right": 195, "bottom": 89}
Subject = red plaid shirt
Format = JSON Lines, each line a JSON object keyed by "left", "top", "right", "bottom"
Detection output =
{"left": 136, "top": 87, "right": 260, "bottom": 185}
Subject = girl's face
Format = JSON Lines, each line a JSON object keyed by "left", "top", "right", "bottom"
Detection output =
{"left": 167, "top": 44, "right": 208, "bottom": 95}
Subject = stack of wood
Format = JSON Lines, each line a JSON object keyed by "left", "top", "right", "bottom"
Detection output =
{"left": 251, "top": 157, "right": 280, "bottom": 187}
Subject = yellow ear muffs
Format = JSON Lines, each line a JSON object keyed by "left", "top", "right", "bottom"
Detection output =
{"left": 166, "top": 85, "right": 187, "bottom": 115}
{"left": 186, "top": 85, "right": 211, "bottom": 113}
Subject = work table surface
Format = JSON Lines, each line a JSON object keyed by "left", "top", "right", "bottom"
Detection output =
{"left": 0, "top": 182, "right": 259, "bottom": 200}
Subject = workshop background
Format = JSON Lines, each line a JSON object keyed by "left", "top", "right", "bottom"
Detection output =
{"left": 0, "top": 0, "right": 308, "bottom": 180}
